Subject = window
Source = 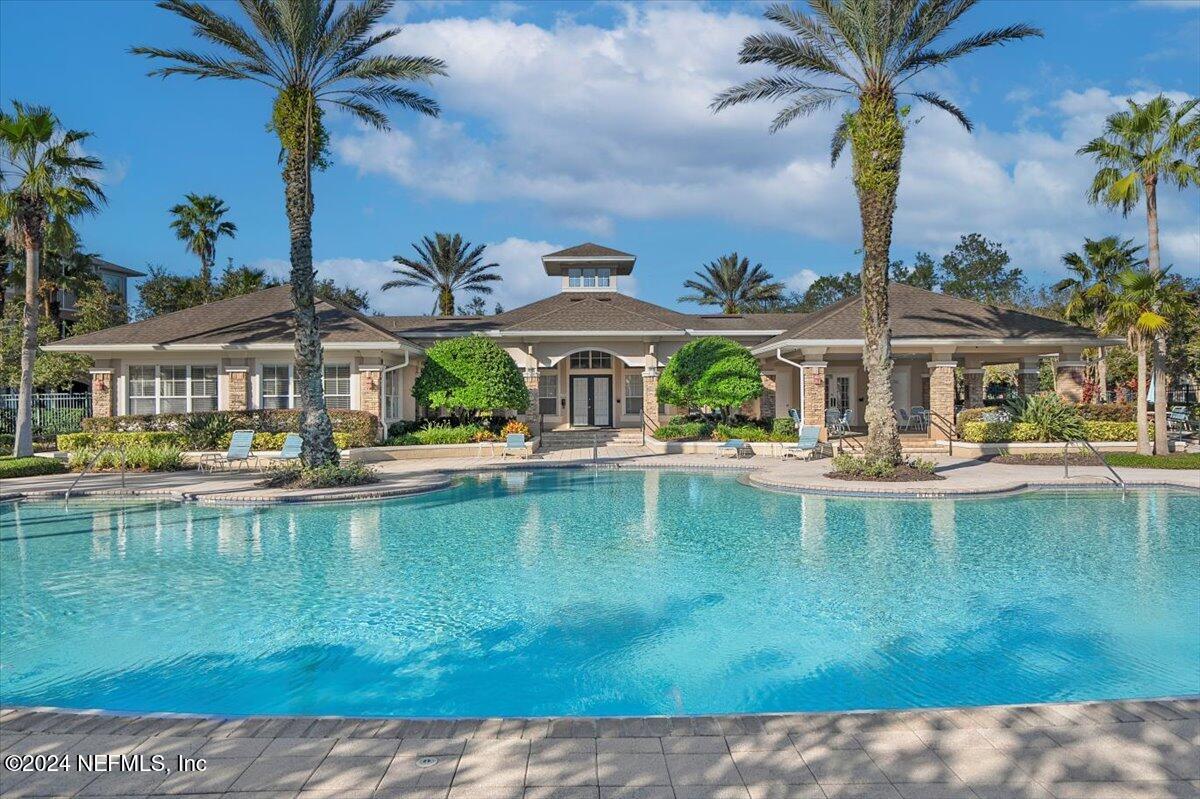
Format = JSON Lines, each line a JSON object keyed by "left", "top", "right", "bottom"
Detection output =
{"left": 566, "top": 267, "right": 611, "bottom": 288}
{"left": 261, "top": 365, "right": 292, "bottom": 409}
{"left": 127, "top": 365, "right": 217, "bottom": 414}
{"left": 827, "top": 376, "right": 851, "bottom": 412}
{"left": 569, "top": 350, "right": 612, "bottom": 369}
{"left": 129, "top": 366, "right": 156, "bottom": 415}
{"left": 624, "top": 373, "right": 643, "bottom": 416}
{"left": 324, "top": 365, "right": 351, "bottom": 409}
{"left": 539, "top": 372, "right": 558, "bottom": 415}
{"left": 101, "top": 272, "right": 123, "bottom": 295}
{"left": 385, "top": 369, "right": 403, "bottom": 420}
{"left": 261, "top": 364, "right": 352, "bottom": 409}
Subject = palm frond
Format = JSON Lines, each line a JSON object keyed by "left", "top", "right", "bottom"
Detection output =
{"left": 909, "top": 90, "right": 972, "bottom": 131}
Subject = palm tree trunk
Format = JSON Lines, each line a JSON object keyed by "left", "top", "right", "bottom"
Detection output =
{"left": 199, "top": 256, "right": 213, "bottom": 301}
{"left": 1144, "top": 174, "right": 1169, "bottom": 454}
{"left": 850, "top": 94, "right": 903, "bottom": 464}
{"left": 1135, "top": 335, "right": 1150, "bottom": 455}
{"left": 283, "top": 146, "right": 337, "bottom": 468}
{"left": 438, "top": 288, "right": 454, "bottom": 316}
{"left": 13, "top": 231, "right": 41, "bottom": 458}
{"left": 1096, "top": 347, "right": 1107, "bottom": 403}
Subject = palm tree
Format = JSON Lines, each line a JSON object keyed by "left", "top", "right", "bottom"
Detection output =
{"left": 1053, "top": 236, "right": 1144, "bottom": 403}
{"left": 40, "top": 247, "right": 102, "bottom": 329}
{"left": 383, "top": 233, "right": 501, "bottom": 316}
{"left": 711, "top": 1, "right": 1040, "bottom": 463}
{"left": 679, "top": 252, "right": 784, "bottom": 314}
{"left": 169, "top": 193, "right": 237, "bottom": 298}
{"left": 1078, "top": 95, "right": 1200, "bottom": 453}
{"left": 0, "top": 103, "right": 105, "bottom": 458}
{"left": 134, "top": 0, "right": 447, "bottom": 467}
{"left": 1105, "top": 267, "right": 1197, "bottom": 455}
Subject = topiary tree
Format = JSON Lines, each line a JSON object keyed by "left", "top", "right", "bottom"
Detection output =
{"left": 656, "top": 336, "right": 762, "bottom": 418}
{"left": 412, "top": 336, "right": 529, "bottom": 420}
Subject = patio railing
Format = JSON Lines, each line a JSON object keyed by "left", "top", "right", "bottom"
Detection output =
{"left": 0, "top": 392, "right": 91, "bottom": 436}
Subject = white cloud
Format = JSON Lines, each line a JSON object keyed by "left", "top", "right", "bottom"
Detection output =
{"left": 335, "top": 3, "right": 1199, "bottom": 277}
{"left": 257, "top": 236, "right": 563, "bottom": 316}
{"left": 784, "top": 269, "right": 820, "bottom": 293}
{"left": 1136, "top": 0, "right": 1200, "bottom": 9}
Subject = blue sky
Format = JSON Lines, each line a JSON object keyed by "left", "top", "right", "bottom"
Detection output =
{"left": 2, "top": 0, "right": 1198, "bottom": 315}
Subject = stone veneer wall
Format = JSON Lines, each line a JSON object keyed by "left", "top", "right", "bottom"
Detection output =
{"left": 226, "top": 370, "right": 249, "bottom": 411}
{"left": 927, "top": 363, "right": 957, "bottom": 440}
{"left": 963, "top": 369, "right": 985, "bottom": 409}
{"left": 1055, "top": 362, "right": 1086, "bottom": 404}
{"left": 642, "top": 373, "right": 659, "bottom": 433}
{"left": 802, "top": 365, "right": 826, "bottom": 430}
{"left": 90, "top": 370, "right": 113, "bottom": 417}
{"left": 359, "top": 368, "right": 382, "bottom": 420}
{"left": 523, "top": 374, "right": 540, "bottom": 436}
{"left": 759, "top": 373, "right": 776, "bottom": 419}
{"left": 1019, "top": 367, "right": 1041, "bottom": 396}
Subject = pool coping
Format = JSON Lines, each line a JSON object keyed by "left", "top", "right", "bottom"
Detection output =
{"left": 3, "top": 695, "right": 1198, "bottom": 728}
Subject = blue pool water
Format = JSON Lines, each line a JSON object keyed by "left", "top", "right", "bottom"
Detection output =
{"left": 1, "top": 471, "right": 1197, "bottom": 717}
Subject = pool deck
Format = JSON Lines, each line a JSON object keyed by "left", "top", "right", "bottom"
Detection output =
{"left": 1, "top": 449, "right": 1196, "bottom": 504}
{"left": 2, "top": 698, "right": 1198, "bottom": 798}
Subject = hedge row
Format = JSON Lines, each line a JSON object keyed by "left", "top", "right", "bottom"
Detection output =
{"left": 59, "top": 430, "right": 352, "bottom": 452}
{"left": 961, "top": 420, "right": 1138, "bottom": 443}
{"left": 956, "top": 402, "right": 1135, "bottom": 427}
{"left": 0, "top": 456, "right": 68, "bottom": 479}
{"left": 81, "top": 409, "right": 377, "bottom": 447}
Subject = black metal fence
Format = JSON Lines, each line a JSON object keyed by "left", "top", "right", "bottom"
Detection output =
{"left": 0, "top": 392, "right": 91, "bottom": 436}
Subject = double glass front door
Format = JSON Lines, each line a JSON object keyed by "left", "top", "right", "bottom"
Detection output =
{"left": 571, "top": 376, "right": 612, "bottom": 427}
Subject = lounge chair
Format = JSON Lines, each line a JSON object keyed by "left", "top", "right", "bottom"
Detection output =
{"left": 1168, "top": 406, "right": 1192, "bottom": 434}
{"left": 716, "top": 438, "right": 746, "bottom": 459}
{"left": 198, "top": 429, "right": 260, "bottom": 472}
{"left": 789, "top": 408, "right": 802, "bottom": 428}
{"left": 500, "top": 433, "right": 532, "bottom": 459}
{"left": 824, "top": 408, "right": 844, "bottom": 436}
{"left": 262, "top": 433, "right": 302, "bottom": 465}
{"left": 781, "top": 426, "right": 821, "bottom": 460}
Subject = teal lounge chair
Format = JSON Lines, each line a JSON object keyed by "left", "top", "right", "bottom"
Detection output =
{"left": 501, "top": 433, "right": 532, "bottom": 459}
{"left": 198, "top": 429, "right": 260, "bottom": 472}
{"left": 716, "top": 438, "right": 745, "bottom": 459}
{"left": 781, "top": 426, "right": 821, "bottom": 460}
{"left": 263, "top": 433, "right": 302, "bottom": 465}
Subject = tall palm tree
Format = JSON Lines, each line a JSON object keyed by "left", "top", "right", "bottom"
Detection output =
{"left": 1105, "top": 267, "right": 1196, "bottom": 455}
{"left": 679, "top": 252, "right": 784, "bottom": 314}
{"left": 1053, "top": 236, "right": 1144, "bottom": 403}
{"left": 0, "top": 103, "right": 105, "bottom": 458}
{"left": 712, "top": 1, "right": 1040, "bottom": 463}
{"left": 134, "top": 0, "right": 446, "bottom": 467}
{"left": 168, "top": 193, "right": 237, "bottom": 298}
{"left": 1078, "top": 95, "right": 1200, "bottom": 453}
{"left": 383, "top": 233, "right": 500, "bottom": 316}
{"left": 40, "top": 247, "right": 102, "bottom": 329}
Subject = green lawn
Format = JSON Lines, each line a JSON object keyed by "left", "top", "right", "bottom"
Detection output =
{"left": 0, "top": 456, "right": 68, "bottom": 479}
{"left": 1103, "top": 452, "right": 1200, "bottom": 470}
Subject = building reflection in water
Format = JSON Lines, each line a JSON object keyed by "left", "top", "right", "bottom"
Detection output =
{"left": 801, "top": 495, "right": 825, "bottom": 558}
{"left": 931, "top": 499, "right": 956, "bottom": 564}
{"left": 641, "top": 469, "right": 659, "bottom": 541}
{"left": 348, "top": 505, "right": 381, "bottom": 554}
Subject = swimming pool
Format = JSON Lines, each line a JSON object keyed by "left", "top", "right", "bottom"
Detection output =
{"left": 1, "top": 470, "right": 1196, "bottom": 717}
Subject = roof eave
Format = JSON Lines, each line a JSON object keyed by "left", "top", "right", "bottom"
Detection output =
{"left": 751, "top": 335, "right": 1121, "bottom": 355}
{"left": 42, "top": 340, "right": 422, "bottom": 353}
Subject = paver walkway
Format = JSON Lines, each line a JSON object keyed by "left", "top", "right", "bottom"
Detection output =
{"left": 2, "top": 699, "right": 1197, "bottom": 798}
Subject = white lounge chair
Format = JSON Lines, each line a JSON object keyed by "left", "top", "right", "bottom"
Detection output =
{"left": 262, "top": 433, "right": 303, "bottom": 466}
{"left": 500, "top": 433, "right": 532, "bottom": 459}
{"left": 781, "top": 426, "right": 821, "bottom": 460}
{"left": 716, "top": 438, "right": 746, "bottom": 459}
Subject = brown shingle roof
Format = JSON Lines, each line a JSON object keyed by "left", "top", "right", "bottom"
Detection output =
{"left": 543, "top": 243, "right": 635, "bottom": 258}
{"left": 49, "top": 285, "right": 416, "bottom": 348}
{"left": 756, "top": 283, "right": 1102, "bottom": 349}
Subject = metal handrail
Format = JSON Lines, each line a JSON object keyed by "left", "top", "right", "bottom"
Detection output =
{"left": 925, "top": 410, "right": 955, "bottom": 456}
{"left": 1063, "top": 439, "right": 1126, "bottom": 494}
{"left": 65, "top": 445, "right": 126, "bottom": 501}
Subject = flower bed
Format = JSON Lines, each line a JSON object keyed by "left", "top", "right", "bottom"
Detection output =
{"left": 654, "top": 417, "right": 795, "bottom": 443}
{"left": 384, "top": 418, "right": 529, "bottom": 446}
{"left": 826, "top": 454, "right": 943, "bottom": 482}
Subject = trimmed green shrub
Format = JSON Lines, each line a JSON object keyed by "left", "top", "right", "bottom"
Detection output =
{"left": 1076, "top": 403, "right": 1136, "bottom": 422}
{"left": 830, "top": 454, "right": 937, "bottom": 478}
{"left": 69, "top": 445, "right": 186, "bottom": 472}
{"left": 386, "top": 421, "right": 495, "bottom": 446}
{"left": 1104, "top": 452, "right": 1200, "bottom": 469}
{"left": 770, "top": 417, "right": 798, "bottom": 441}
{"left": 58, "top": 431, "right": 186, "bottom": 452}
{"left": 656, "top": 337, "right": 762, "bottom": 415}
{"left": 258, "top": 461, "right": 378, "bottom": 488}
{"left": 81, "top": 409, "right": 378, "bottom": 447}
{"left": 713, "top": 422, "right": 771, "bottom": 442}
{"left": 652, "top": 418, "right": 713, "bottom": 441}
{"left": 961, "top": 420, "right": 1137, "bottom": 443}
{"left": 411, "top": 337, "right": 529, "bottom": 415}
{"left": 217, "top": 431, "right": 351, "bottom": 450}
{"left": 0, "top": 456, "right": 68, "bottom": 479}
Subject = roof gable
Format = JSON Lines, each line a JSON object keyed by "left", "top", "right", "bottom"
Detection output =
{"left": 543, "top": 243, "right": 634, "bottom": 258}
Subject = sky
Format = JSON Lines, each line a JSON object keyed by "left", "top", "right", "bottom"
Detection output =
{"left": 2, "top": 0, "right": 1198, "bottom": 316}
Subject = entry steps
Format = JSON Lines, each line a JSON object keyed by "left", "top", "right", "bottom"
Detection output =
{"left": 540, "top": 428, "right": 644, "bottom": 449}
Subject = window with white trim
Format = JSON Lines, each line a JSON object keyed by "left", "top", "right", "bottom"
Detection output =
{"left": 566, "top": 267, "right": 611, "bottom": 288}
{"left": 127, "top": 365, "right": 217, "bottom": 414}
{"left": 624, "top": 373, "right": 643, "bottom": 416}
{"left": 569, "top": 350, "right": 612, "bottom": 369}
{"left": 260, "top": 364, "right": 352, "bottom": 410}
{"left": 384, "top": 369, "right": 403, "bottom": 420}
{"left": 539, "top": 372, "right": 558, "bottom": 415}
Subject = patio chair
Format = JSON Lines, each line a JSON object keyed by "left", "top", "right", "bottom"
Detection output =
{"left": 789, "top": 407, "right": 802, "bottom": 428}
{"left": 841, "top": 408, "right": 855, "bottom": 431}
{"left": 500, "top": 433, "right": 532, "bottom": 459}
{"left": 824, "top": 408, "right": 844, "bottom": 437}
{"left": 716, "top": 438, "right": 746, "bottom": 459}
{"left": 198, "top": 429, "right": 260, "bottom": 472}
{"left": 1168, "top": 406, "right": 1192, "bottom": 434}
{"left": 896, "top": 407, "right": 912, "bottom": 431}
{"left": 780, "top": 426, "right": 821, "bottom": 461}
{"left": 261, "top": 433, "right": 302, "bottom": 466}
{"left": 910, "top": 406, "right": 928, "bottom": 432}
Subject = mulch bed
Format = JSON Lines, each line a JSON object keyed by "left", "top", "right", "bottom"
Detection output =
{"left": 824, "top": 466, "right": 946, "bottom": 482}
